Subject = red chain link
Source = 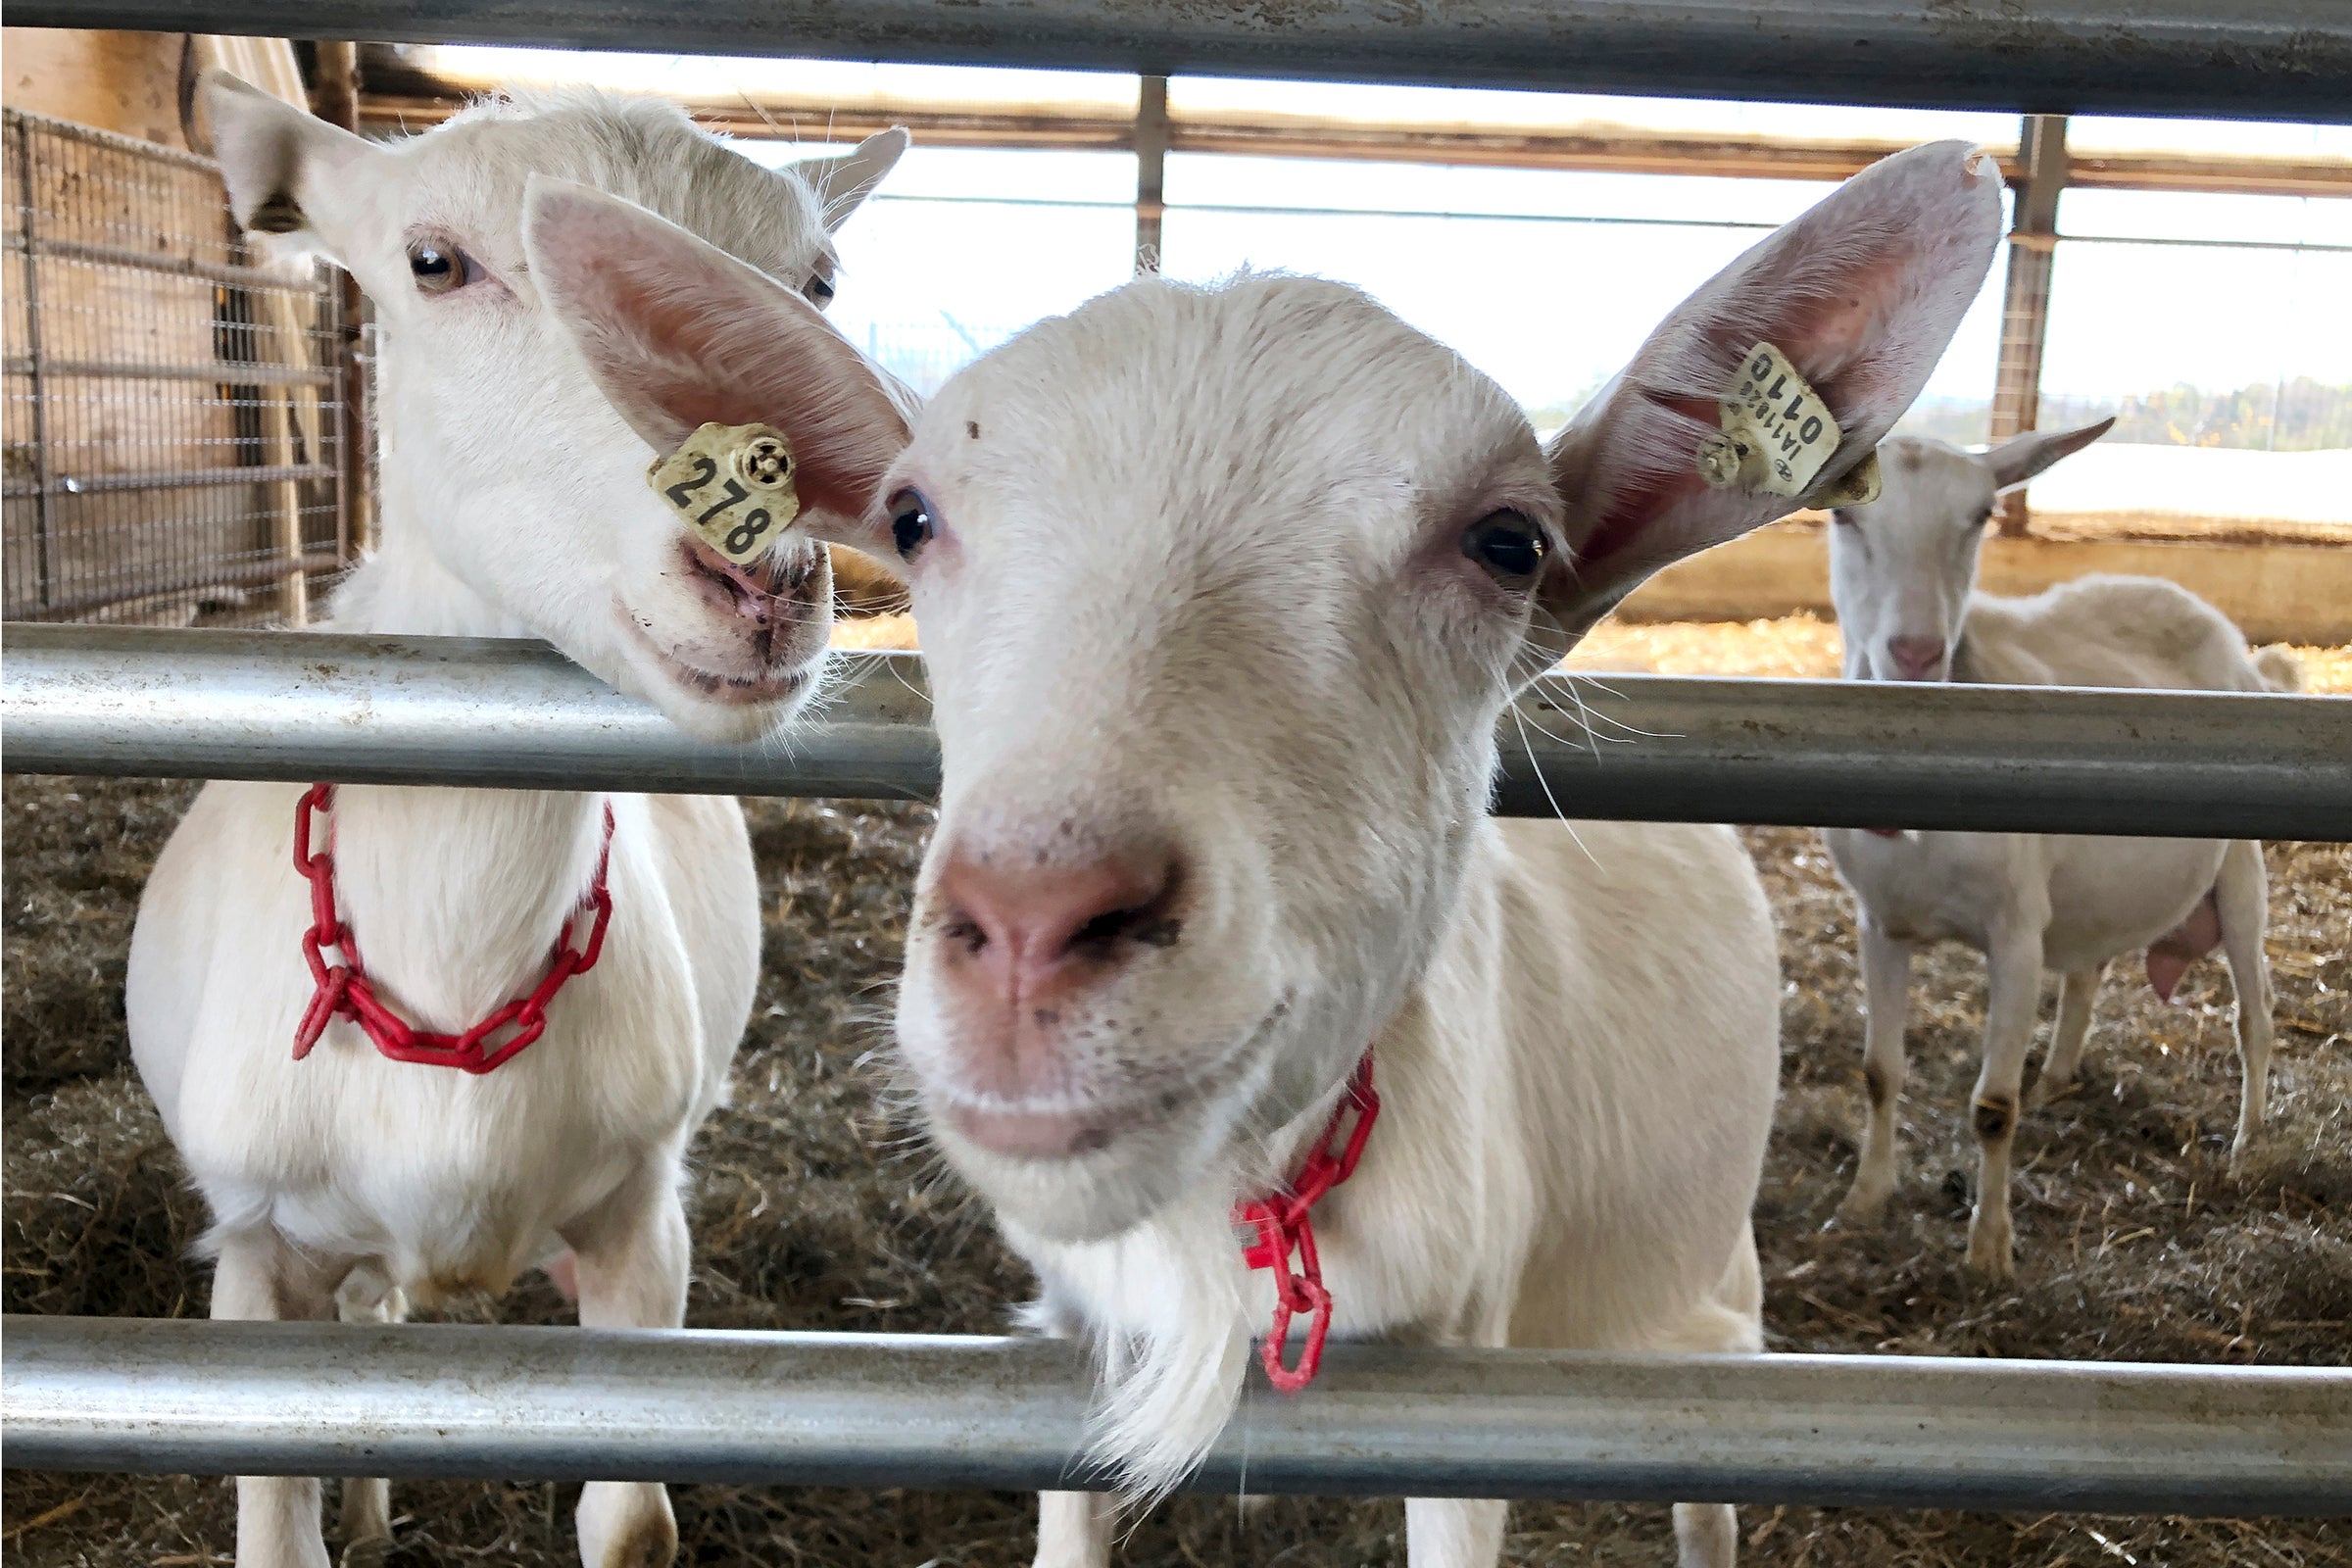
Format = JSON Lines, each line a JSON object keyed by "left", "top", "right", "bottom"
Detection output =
{"left": 1231, "top": 1052, "right": 1379, "bottom": 1394}
{"left": 289, "top": 783, "right": 617, "bottom": 1074}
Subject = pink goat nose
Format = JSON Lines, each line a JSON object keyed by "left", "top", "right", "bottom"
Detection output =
{"left": 1886, "top": 635, "right": 1947, "bottom": 680}
{"left": 933, "top": 844, "right": 1183, "bottom": 1006}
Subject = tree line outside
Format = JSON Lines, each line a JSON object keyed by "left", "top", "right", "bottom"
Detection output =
{"left": 1895, "top": 377, "right": 2352, "bottom": 454}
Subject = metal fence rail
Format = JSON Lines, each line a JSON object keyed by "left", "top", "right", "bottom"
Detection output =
{"left": 11, "top": 0, "right": 2352, "bottom": 120}
{"left": 7, "top": 1317, "right": 2348, "bottom": 1515}
{"left": 5, "top": 624, "right": 2348, "bottom": 840}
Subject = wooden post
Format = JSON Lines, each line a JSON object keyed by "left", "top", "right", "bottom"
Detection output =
{"left": 1987, "top": 114, "right": 2066, "bottom": 536}
{"left": 262, "top": 382, "right": 308, "bottom": 624}
{"left": 310, "top": 39, "right": 370, "bottom": 560}
{"left": 1134, "top": 75, "right": 1167, "bottom": 274}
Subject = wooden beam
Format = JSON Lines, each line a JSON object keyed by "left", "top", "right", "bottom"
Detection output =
{"left": 309, "top": 40, "right": 370, "bottom": 562}
{"left": 1622, "top": 523, "right": 2352, "bottom": 648}
{"left": 355, "top": 85, "right": 2352, "bottom": 199}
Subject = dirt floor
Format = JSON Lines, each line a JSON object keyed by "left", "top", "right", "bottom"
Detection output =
{"left": 5, "top": 618, "right": 2347, "bottom": 1567}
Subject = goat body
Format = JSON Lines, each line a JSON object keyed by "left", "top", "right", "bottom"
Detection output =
{"left": 517, "top": 139, "right": 2006, "bottom": 1566}
{"left": 127, "top": 74, "right": 906, "bottom": 1568}
{"left": 1826, "top": 430, "right": 2290, "bottom": 1276}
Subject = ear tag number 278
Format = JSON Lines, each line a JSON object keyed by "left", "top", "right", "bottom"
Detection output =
{"left": 647, "top": 421, "right": 802, "bottom": 564}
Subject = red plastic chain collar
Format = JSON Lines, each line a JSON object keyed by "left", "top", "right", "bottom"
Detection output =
{"left": 290, "top": 783, "right": 617, "bottom": 1074}
{"left": 1231, "top": 1052, "right": 1379, "bottom": 1395}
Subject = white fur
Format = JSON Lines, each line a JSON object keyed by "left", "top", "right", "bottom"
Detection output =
{"left": 130, "top": 75, "right": 903, "bottom": 1568}
{"left": 1823, "top": 429, "right": 2296, "bottom": 1278}
{"left": 521, "top": 139, "right": 2004, "bottom": 1568}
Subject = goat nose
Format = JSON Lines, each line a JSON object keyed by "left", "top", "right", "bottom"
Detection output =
{"left": 1886, "top": 635, "right": 1947, "bottom": 680}
{"left": 933, "top": 845, "right": 1182, "bottom": 1001}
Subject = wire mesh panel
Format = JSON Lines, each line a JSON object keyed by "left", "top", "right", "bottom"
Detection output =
{"left": 2, "top": 109, "right": 349, "bottom": 627}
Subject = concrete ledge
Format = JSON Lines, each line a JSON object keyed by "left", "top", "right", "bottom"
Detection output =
{"left": 1621, "top": 527, "right": 2352, "bottom": 646}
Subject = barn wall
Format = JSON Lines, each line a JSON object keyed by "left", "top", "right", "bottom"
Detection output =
{"left": 3, "top": 31, "right": 343, "bottom": 625}
{"left": 0, "top": 28, "right": 187, "bottom": 148}
{"left": 1622, "top": 522, "right": 2352, "bottom": 646}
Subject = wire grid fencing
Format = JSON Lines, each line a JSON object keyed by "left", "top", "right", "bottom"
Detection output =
{"left": 3, "top": 109, "right": 352, "bottom": 628}
{"left": 842, "top": 185, "right": 2349, "bottom": 543}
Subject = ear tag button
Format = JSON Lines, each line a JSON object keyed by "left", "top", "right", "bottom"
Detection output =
{"left": 647, "top": 421, "right": 802, "bottom": 564}
{"left": 1710, "top": 342, "right": 1846, "bottom": 498}
{"left": 1694, "top": 432, "right": 1743, "bottom": 488}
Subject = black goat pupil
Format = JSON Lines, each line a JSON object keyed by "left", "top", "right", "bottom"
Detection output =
{"left": 414, "top": 249, "right": 448, "bottom": 274}
{"left": 893, "top": 510, "right": 928, "bottom": 556}
{"left": 1481, "top": 525, "right": 1539, "bottom": 575}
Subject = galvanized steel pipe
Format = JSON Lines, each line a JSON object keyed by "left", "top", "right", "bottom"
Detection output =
{"left": 5, "top": 624, "right": 2347, "bottom": 840}
{"left": 10, "top": 0, "right": 2351, "bottom": 121}
{"left": 5, "top": 1317, "right": 2347, "bottom": 1514}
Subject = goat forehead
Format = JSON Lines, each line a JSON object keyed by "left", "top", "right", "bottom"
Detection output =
{"left": 1870, "top": 437, "right": 1995, "bottom": 525}
{"left": 919, "top": 277, "right": 1534, "bottom": 566}
{"left": 395, "top": 107, "right": 823, "bottom": 269}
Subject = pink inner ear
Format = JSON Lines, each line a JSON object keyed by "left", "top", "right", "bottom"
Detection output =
{"left": 1572, "top": 250, "right": 1919, "bottom": 580}
{"left": 540, "top": 191, "right": 909, "bottom": 522}
{"left": 1577, "top": 393, "right": 1711, "bottom": 567}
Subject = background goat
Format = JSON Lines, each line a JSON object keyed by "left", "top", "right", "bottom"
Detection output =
{"left": 1824, "top": 424, "right": 2302, "bottom": 1277}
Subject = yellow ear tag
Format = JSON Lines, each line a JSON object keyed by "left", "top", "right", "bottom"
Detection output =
{"left": 647, "top": 421, "right": 801, "bottom": 564}
{"left": 1700, "top": 342, "right": 1847, "bottom": 499}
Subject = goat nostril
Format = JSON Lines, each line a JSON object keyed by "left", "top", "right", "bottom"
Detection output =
{"left": 933, "top": 844, "right": 1184, "bottom": 981}
{"left": 943, "top": 913, "right": 988, "bottom": 956}
{"left": 1070, "top": 902, "right": 1170, "bottom": 950}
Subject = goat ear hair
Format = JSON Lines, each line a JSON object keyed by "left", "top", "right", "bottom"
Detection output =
{"left": 1538, "top": 139, "right": 2004, "bottom": 641}
{"left": 1984, "top": 415, "right": 2114, "bottom": 493}
{"left": 199, "top": 70, "right": 372, "bottom": 252}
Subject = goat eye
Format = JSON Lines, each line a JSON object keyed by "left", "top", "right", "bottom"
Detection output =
{"left": 806, "top": 273, "right": 836, "bottom": 308}
{"left": 1461, "top": 510, "right": 1546, "bottom": 582}
{"left": 888, "top": 488, "right": 935, "bottom": 560}
{"left": 406, "top": 241, "right": 472, "bottom": 295}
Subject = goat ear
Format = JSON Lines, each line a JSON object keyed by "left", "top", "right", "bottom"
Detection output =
{"left": 797, "top": 128, "right": 910, "bottom": 232}
{"left": 198, "top": 70, "right": 374, "bottom": 260}
{"left": 522, "top": 176, "right": 915, "bottom": 551}
{"left": 1984, "top": 416, "right": 2113, "bottom": 493}
{"left": 1542, "top": 139, "right": 2003, "bottom": 640}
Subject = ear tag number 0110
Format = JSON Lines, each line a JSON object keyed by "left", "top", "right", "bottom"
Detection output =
{"left": 647, "top": 421, "right": 801, "bottom": 564}
{"left": 1695, "top": 342, "right": 1878, "bottom": 504}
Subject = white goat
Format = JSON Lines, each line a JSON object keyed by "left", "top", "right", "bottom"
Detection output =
{"left": 1823, "top": 425, "right": 2301, "bottom": 1277}
{"left": 523, "top": 141, "right": 2002, "bottom": 1566}
{"left": 126, "top": 75, "right": 907, "bottom": 1568}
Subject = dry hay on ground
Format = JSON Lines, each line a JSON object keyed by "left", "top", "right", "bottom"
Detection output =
{"left": 6, "top": 618, "right": 2348, "bottom": 1567}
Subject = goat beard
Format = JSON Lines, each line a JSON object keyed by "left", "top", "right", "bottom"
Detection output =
{"left": 1056, "top": 1187, "right": 1255, "bottom": 1504}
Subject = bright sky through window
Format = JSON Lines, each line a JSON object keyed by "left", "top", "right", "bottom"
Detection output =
{"left": 416, "top": 47, "right": 2350, "bottom": 485}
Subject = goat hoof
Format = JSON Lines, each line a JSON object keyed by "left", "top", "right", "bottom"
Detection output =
{"left": 1964, "top": 1226, "right": 2015, "bottom": 1281}
{"left": 1834, "top": 1185, "right": 1891, "bottom": 1227}
{"left": 2024, "top": 1075, "right": 2070, "bottom": 1111}
{"left": 339, "top": 1534, "right": 394, "bottom": 1568}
